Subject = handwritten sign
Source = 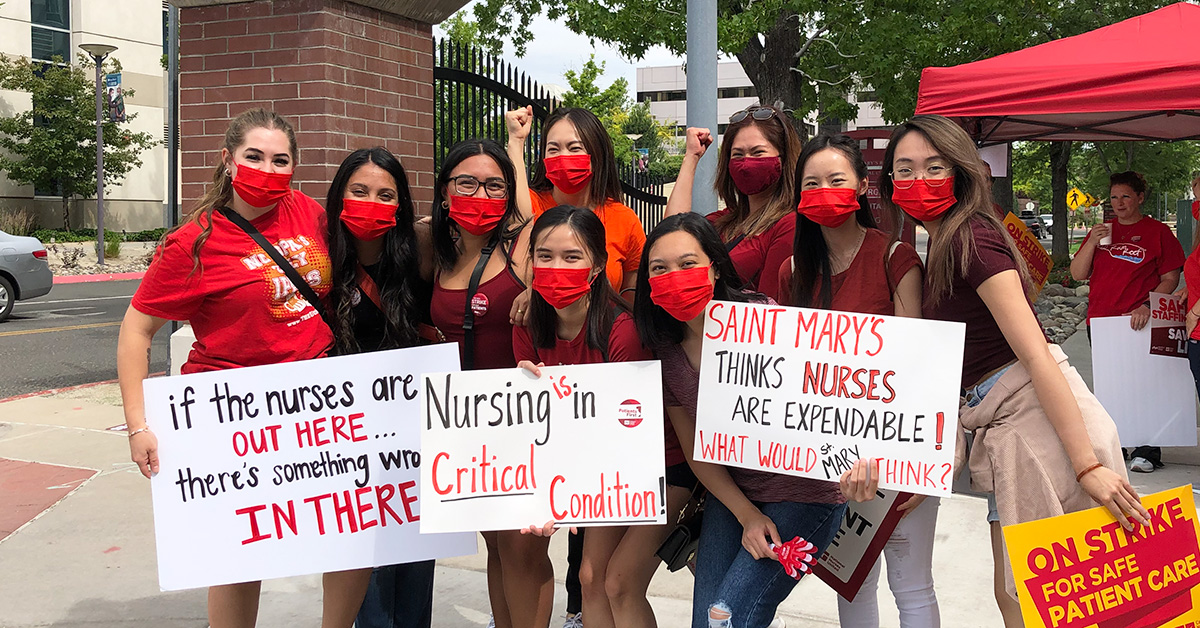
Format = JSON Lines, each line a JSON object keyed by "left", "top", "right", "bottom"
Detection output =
{"left": 812, "top": 489, "right": 908, "bottom": 601}
{"left": 1092, "top": 317, "right": 1197, "bottom": 448}
{"left": 419, "top": 361, "right": 666, "bottom": 533}
{"left": 144, "top": 345, "right": 478, "bottom": 591}
{"left": 1003, "top": 212, "right": 1053, "bottom": 293}
{"left": 1003, "top": 485, "right": 1200, "bottom": 628}
{"left": 1149, "top": 292, "right": 1188, "bottom": 358}
{"left": 694, "top": 301, "right": 963, "bottom": 497}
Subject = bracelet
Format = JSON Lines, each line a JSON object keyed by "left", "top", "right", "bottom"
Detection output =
{"left": 128, "top": 427, "right": 151, "bottom": 439}
{"left": 1075, "top": 462, "right": 1104, "bottom": 482}
{"left": 1141, "top": 300, "right": 1152, "bottom": 309}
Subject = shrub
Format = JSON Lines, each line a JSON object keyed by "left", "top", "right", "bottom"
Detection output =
{"left": 0, "top": 208, "right": 38, "bottom": 236}
{"left": 1047, "top": 266, "right": 1082, "bottom": 289}
{"left": 60, "top": 247, "right": 85, "bottom": 269}
{"left": 99, "top": 235, "right": 121, "bottom": 259}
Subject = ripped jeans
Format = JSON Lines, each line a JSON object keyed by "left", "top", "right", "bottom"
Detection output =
{"left": 692, "top": 496, "right": 846, "bottom": 628}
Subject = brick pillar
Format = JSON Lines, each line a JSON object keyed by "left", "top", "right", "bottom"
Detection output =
{"left": 176, "top": 0, "right": 437, "bottom": 214}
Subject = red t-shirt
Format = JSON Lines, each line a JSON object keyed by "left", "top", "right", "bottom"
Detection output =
{"left": 775, "top": 228, "right": 921, "bottom": 314}
{"left": 132, "top": 191, "right": 333, "bottom": 373}
{"left": 922, "top": 219, "right": 1041, "bottom": 389}
{"left": 1080, "top": 217, "right": 1185, "bottom": 321}
{"left": 707, "top": 209, "right": 795, "bottom": 302}
{"left": 511, "top": 313, "right": 687, "bottom": 466}
{"left": 530, "top": 190, "right": 645, "bottom": 292}
{"left": 1184, "top": 249, "right": 1200, "bottom": 341}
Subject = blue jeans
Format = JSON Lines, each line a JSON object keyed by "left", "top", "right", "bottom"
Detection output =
{"left": 355, "top": 560, "right": 436, "bottom": 628}
{"left": 692, "top": 496, "right": 847, "bottom": 628}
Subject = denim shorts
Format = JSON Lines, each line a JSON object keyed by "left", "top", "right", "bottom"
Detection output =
{"left": 963, "top": 363, "right": 1013, "bottom": 524}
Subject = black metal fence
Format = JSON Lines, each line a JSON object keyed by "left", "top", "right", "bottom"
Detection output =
{"left": 433, "top": 39, "right": 668, "bottom": 233}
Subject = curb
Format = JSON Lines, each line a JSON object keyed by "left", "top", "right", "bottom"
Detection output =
{"left": 0, "top": 372, "right": 163, "bottom": 404}
{"left": 53, "top": 271, "right": 146, "bottom": 285}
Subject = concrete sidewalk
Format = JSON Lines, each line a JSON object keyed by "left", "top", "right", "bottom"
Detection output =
{"left": 2, "top": 332, "right": 1198, "bottom": 628}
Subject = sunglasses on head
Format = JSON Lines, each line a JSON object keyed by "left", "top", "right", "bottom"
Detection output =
{"left": 729, "top": 106, "right": 778, "bottom": 124}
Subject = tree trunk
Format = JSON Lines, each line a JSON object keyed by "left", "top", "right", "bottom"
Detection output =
{"left": 1050, "top": 141, "right": 1072, "bottom": 264}
{"left": 61, "top": 194, "right": 71, "bottom": 232}
{"left": 735, "top": 13, "right": 811, "bottom": 141}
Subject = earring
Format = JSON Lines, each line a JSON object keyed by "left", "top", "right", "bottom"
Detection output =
{"left": 225, "top": 169, "right": 232, "bottom": 178}
{"left": 441, "top": 201, "right": 449, "bottom": 209}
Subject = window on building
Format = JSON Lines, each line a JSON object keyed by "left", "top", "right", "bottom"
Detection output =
{"left": 856, "top": 90, "right": 877, "bottom": 103}
{"left": 718, "top": 86, "right": 756, "bottom": 99}
{"left": 31, "top": 0, "right": 71, "bottom": 63}
{"left": 717, "top": 123, "right": 729, "bottom": 135}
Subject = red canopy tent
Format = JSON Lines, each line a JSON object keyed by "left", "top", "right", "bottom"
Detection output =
{"left": 915, "top": 2, "right": 1200, "bottom": 145}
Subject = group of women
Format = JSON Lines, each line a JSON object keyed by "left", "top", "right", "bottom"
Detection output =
{"left": 117, "top": 103, "right": 1152, "bottom": 628}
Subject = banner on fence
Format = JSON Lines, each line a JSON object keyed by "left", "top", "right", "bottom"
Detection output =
{"left": 419, "top": 361, "right": 666, "bottom": 533}
{"left": 694, "top": 301, "right": 964, "bottom": 497}
{"left": 1092, "top": 316, "right": 1197, "bottom": 448}
{"left": 145, "top": 344, "right": 477, "bottom": 591}
{"left": 813, "top": 489, "right": 908, "bottom": 601}
{"left": 1003, "top": 485, "right": 1200, "bottom": 628}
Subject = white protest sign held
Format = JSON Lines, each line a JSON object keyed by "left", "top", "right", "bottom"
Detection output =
{"left": 145, "top": 344, "right": 477, "bottom": 591}
{"left": 695, "top": 301, "right": 964, "bottom": 497}
{"left": 1092, "top": 316, "right": 1197, "bottom": 447}
{"left": 420, "top": 361, "right": 666, "bottom": 533}
{"left": 813, "top": 489, "right": 907, "bottom": 601}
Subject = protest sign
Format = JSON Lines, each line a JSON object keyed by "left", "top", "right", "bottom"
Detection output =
{"left": 694, "top": 301, "right": 964, "bottom": 497}
{"left": 1003, "top": 485, "right": 1200, "bottom": 628}
{"left": 1092, "top": 316, "right": 1197, "bottom": 447}
{"left": 420, "top": 361, "right": 666, "bottom": 533}
{"left": 812, "top": 488, "right": 908, "bottom": 601}
{"left": 144, "top": 344, "right": 477, "bottom": 591}
{"left": 1003, "top": 212, "right": 1053, "bottom": 293}
{"left": 1149, "top": 292, "right": 1188, "bottom": 358}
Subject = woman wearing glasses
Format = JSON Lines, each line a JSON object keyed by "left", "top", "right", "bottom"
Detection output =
{"left": 664, "top": 105, "right": 802, "bottom": 301}
{"left": 881, "top": 115, "right": 1149, "bottom": 628}
{"left": 429, "top": 139, "right": 553, "bottom": 628}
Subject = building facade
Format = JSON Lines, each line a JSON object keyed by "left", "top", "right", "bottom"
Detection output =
{"left": 0, "top": 0, "right": 167, "bottom": 231}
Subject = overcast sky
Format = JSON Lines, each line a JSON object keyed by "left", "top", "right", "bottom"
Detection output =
{"left": 446, "top": 2, "right": 686, "bottom": 98}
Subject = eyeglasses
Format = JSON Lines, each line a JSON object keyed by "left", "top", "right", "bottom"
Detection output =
{"left": 729, "top": 106, "right": 778, "bottom": 124}
{"left": 889, "top": 165, "right": 954, "bottom": 190}
{"left": 450, "top": 174, "right": 509, "bottom": 199}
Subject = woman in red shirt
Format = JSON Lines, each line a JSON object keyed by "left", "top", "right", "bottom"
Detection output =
{"left": 777, "top": 134, "right": 936, "bottom": 628}
{"left": 881, "top": 115, "right": 1150, "bottom": 627}
{"left": 1070, "top": 171, "right": 1184, "bottom": 473}
{"left": 116, "top": 109, "right": 369, "bottom": 627}
{"left": 514, "top": 205, "right": 694, "bottom": 628}
{"left": 664, "top": 105, "right": 803, "bottom": 301}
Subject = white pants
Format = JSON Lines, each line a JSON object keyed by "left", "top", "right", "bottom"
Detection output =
{"left": 837, "top": 497, "right": 941, "bottom": 628}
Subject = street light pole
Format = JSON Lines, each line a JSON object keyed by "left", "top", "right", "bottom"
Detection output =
{"left": 79, "top": 43, "right": 117, "bottom": 265}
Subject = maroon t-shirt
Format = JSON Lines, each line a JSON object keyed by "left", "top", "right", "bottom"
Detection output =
{"left": 430, "top": 261, "right": 525, "bottom": 371}
{"left": 659, "top": 307, "right": 844, "bottom": 504}
{"left": 922, "top": 219, "right": 1041, "bottom": 389}
{"left": 775, "top": 228, "right": 921, "bottom": 313}
{"left": 706, "top": 209, "right": 796, "bottom": 302}
{"left": 513, "top": 313, "right": 686, "bottom": 467}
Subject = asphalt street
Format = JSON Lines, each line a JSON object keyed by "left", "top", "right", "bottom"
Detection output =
{"left": 0, "top": 280, "right": 170, "bottom": 399}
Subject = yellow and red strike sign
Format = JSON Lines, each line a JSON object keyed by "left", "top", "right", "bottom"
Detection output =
{"left": 1002, "top": 212, "right": 1053, "bottom": 294}
{"left": 1004, "top": 485, "right": 1200, "bottom": 628}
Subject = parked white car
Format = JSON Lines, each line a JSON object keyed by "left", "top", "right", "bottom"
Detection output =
{"left": 1040, "top": 213, "right": 1054, "bottom": 230}
{"left": 0, "top": 229, "right": 53, "bottom": 321}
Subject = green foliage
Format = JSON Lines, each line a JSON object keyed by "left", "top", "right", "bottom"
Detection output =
{"left": 561, "top": 58, "right": 675, "bottom": 173}
{"left": 30, "top": 227, "right": 165, "bottom": 243}
{"left": 0, "top": 54, "right": 159, "bottom": 230}
{"left": 562, "top": 56, "right": 629, "bottom": 115}
{"left": 0, "top": 207, "right": 37, "bottom": 236}
{"left": 99, "top": 232, "right": 121, "bottom": 258}
{"left": 648, "top": 154, "right": 684, "bottom": 179}
{"left": 1047, "top": 266, "right": 1082, "bottom": 289}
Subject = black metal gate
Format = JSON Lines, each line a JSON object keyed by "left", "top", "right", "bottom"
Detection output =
{"left": 433, "top": 39, "right": 668, "bottom": 233}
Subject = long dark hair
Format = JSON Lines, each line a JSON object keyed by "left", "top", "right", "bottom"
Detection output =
{"left": 529, "top": 108, "right": 623, "bottom": 210}
{"left": 325, "top": 148, "right": 422, "bottom": 353}
{"left": 634, "top": 213, "right": 752, "bottom": 348}
{"left": 790, "top": 133, "right": 881, "bottom": 309}
{"left": 527, "top": 206, "right": 628, "bottom": 360}
{"left": 879, "top": 115, "right": 1029, "bottom": 305}
{"left": 431, "top": 139, "right": 525, "bottom": 270}
{"left": 712, "top": 105, "right": 803, "bottom": 239}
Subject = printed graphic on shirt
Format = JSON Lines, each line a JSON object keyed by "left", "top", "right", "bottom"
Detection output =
{"left": 239, "top": 234, "right": 331, "bottom": 323}
{"left": 1104, "top": 242, "right": 1147, "bottom": 264}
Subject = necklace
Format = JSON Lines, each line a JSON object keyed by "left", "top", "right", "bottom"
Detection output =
{"left": 830, "top": 228, "right": 867, "bottom": 275}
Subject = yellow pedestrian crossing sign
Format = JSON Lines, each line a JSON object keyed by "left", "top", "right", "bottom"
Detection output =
{"left": 1067, "top": 188, "right": 1087, "bottom": 209}
{"left": 1084, "top": 192, "right": 1098, "bottom": 207}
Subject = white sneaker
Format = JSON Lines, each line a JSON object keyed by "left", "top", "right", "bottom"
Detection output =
{"left": 1130, "top": 457, "right": 1154, "bottom": 473}
{"left": 767, "top": 617, "right": 787, "bottom": 628}
{"left": 486, "top": 615, "right": 495, "bottom": 628}
{"left": 562, "top": 612, "right": 583, "bottom": 628}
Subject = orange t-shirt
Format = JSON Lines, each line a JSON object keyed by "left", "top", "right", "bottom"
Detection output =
{"left": 530, "top": 189, "right": 645, "bottom": 292}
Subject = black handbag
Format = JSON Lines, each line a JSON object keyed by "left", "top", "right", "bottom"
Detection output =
{"left": 656, "top": 484, "right": 706, "bottom": 573}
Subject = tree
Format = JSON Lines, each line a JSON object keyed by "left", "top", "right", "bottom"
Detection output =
{"left": 562, "top": 56, "right": 628, "bottom": 117}
{"left": 560, "top": 56, "right": 670, "bottom": 172}
{"left": 0, "top": 54, "right": 157, "bottom": 230}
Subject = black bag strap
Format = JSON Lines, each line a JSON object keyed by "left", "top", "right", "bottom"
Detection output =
{"left": 725, "top": 233, "right": 746, "bottom": 252}
{"left": 461, "top": 234, "right": 500, "bottom": 369}
{"left": 218, "top": 206, "right": 332, "bottom": 328}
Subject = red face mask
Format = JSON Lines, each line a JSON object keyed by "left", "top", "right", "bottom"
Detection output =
{"left": 797, "top": 187, "right": 860, "bottom": 228}
{"left": 231, "top": 165, "right": 292, "bottom": 208}
{"left": 449, "top": 195, "right": 507, "bottom": 236}
{"left": 340, "top": 198, "right": 397, "bottom": 241}
{"left": 891, "top": 177, "right": 957, "bottom": 222}
{"left": 533, "top": 266, "right": 593, "bottom": 309}
{"left": 544, "top": 154, "right": 593, "bottom": 194}
{"left": 1192, "top": 199, "right": 1199, "bottom": 221}
{"left": 729, "top": 156, "right": 782, "bottom": 196}
{"left": 649, "top": 266, "right": 714, "bottom": 322}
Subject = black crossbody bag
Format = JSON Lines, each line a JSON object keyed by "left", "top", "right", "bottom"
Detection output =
{"left": 655, "top": 483, "right": 707, "bottom": 573}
